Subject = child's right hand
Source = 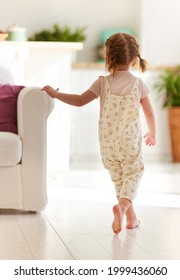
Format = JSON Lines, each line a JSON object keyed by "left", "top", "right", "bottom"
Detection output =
{"left": 143, "top": 132, "right": 156, "bottom": 146}
{"left": 41, "top": 85, "right": 59, "bottom": 98}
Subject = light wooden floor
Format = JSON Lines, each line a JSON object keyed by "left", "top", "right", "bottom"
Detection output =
{"left": 0, "top": 163, "right": 180, "bottom": 260}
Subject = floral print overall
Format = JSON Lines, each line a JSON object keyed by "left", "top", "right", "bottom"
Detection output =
{"left": 99, "top": 77, "right": 144, "bottom": 201}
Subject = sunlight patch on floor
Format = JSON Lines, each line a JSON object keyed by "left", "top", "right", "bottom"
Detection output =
{"left": 47, "top": 163, "right": 180, "bottom": 208}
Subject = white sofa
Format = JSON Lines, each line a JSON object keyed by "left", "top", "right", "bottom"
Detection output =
{"left": 0, "top": 87, "right": 54, "bottom": 211}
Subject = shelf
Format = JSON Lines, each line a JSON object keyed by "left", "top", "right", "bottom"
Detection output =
{"left": 72, "top": 62, "right": 176, "bottom": 71}
{"left": 0, "top": 41, "right": 83, "bottom": 51}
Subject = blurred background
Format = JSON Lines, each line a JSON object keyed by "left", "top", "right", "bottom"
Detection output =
{"left": 1, "top": 0, "right": 179, "bottom": 64}
{"left": 0, "top": 0, "right": 180, "bottom": 172}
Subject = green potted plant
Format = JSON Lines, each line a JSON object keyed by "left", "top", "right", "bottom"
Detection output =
{"left": 28, "top": 24, "right": 86, "bottom": 42}
{"left": 156, "top": 66, "right": 180, "bottom": 161}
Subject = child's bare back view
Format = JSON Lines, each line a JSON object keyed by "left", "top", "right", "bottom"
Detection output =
{"left": 42, "top": 32, "right": 156, "bottom": 235}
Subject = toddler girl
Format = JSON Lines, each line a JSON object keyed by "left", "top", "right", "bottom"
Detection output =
{"left": 42, "top": 32, "right": 156, "bottom": 234}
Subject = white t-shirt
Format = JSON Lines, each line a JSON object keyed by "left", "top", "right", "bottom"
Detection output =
{"left": 89, "top": 70, "right": 150, "bottom": 110}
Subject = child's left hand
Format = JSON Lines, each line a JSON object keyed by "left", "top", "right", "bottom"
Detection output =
{"left": 143, "top": 132, "right": 156, "bottom": 146}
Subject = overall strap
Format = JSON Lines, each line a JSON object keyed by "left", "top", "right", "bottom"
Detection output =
{"left": 104, "top": 76, "right": 111, "bottom": 94}
{"left": 101, "top": 76, "right": 111, "bottom": 109}
{"left": 130, "top": 77, "right": 140, "bottom": 95}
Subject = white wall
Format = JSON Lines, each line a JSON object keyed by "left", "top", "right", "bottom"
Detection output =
{"left": 1, "top": 0, "right": 141, "bottom": 61}
{"left": 141, "top": 0, "right": 180, "bottom": 65}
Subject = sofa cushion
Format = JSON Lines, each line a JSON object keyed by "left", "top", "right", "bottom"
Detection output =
{"left": 0, "top": 132, "right": 22, "bottom": 166}
{"left": 0, "top": 84, "right": 24, "bottom": 134}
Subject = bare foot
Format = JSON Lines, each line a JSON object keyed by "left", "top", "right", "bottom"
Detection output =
{"left": 112, "top": 204, "right": 123, "bottom": 234}
{"left": 126, "top": 218, "right": 140, "bottom": 229}
{"left": 125, "top": 204, "right": 140, "bottom": 229}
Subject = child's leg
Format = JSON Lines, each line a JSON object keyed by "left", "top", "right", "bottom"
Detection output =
{"left": 125, "top": 204, "right": 140, "bottom": 229}
{"left": 104, "top": 162, "right": 135, "bottom": 234}
{"left": 116, "top": 154, "right": 144, "bottom": 231}
{"left": 102, "top": 157, "right": 142, "bottom": 234}
{"left": 112, "top": 198, "right": 131, "bottom": 234}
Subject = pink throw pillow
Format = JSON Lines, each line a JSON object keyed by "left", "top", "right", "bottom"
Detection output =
{"left": 0, "top": 84, "right": 24, "bottom": 134}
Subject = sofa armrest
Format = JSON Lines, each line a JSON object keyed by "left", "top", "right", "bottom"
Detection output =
{"left": 17, "top": 87, "right": 54, "bottom": 211}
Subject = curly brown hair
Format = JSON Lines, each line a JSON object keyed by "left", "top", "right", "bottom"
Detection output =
{"left": 105, "top": 33, "right": 148, "bottom": 74}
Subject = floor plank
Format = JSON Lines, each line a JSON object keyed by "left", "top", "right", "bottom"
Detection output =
{"left": 59, "top": 234, "right": 112, "bottom": 260}
{"left": 16, "top": 213, "right": 73, "bottom": 260}
{"left": 0, "top": 215, "right": 33, "bottom": 260}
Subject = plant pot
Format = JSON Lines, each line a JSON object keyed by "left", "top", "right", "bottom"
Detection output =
{"left": 168, "top": 107, "right": 180, "bottom": 162}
